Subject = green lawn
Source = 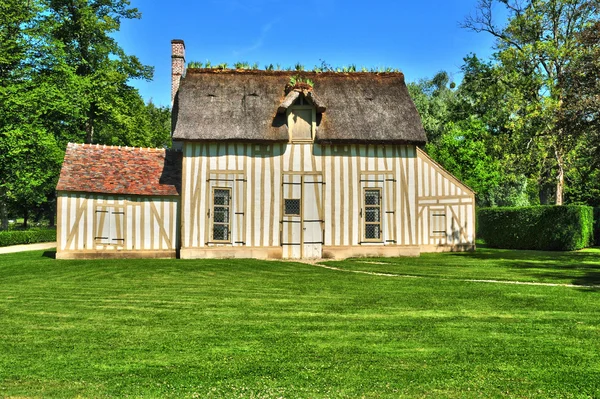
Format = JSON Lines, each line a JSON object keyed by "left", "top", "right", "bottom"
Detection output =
{"left": 0, "top": 248, "right": 599, "bottom": 398}
{"left": 322, "top": 245, "right": 600, "bottom": 286}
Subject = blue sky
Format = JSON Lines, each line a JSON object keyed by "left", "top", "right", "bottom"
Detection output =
{"left": 114, "top": 1, "right": 503, "bottom": 107}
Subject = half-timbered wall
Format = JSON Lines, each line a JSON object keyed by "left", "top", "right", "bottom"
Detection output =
{"left": 181, "top": 142, "right": 420, "bottom": 255}
{"left": 57, "top": 193, "right": 179, "bottom": 257}
{"left": 416, "top": 148, "right": 475, "bottom": 249}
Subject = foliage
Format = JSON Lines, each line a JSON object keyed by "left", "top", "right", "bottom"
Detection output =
{"left": 288, "top": 75, "right": 314, "bottom": 88}
{"left": 190, "top": 59, "right": 402, "bottom": 74}
{"left": 560, "top": 20, "right": 600, "bottom": 182}
{"left": 463, "top": 0, "right": 600, "bottom": 205}
{"left": 40, "top": 0, "right": 154, "bottom": 144}
{"left": 425, "top": 117, "right": 501, "bottom": 205}
{"left": 0, "top": 0, "right": 156, "bottom": 226}
{"left": 1, "top": 249, "right": 599, "bottom": 397}
{"left": 478, "top": 206, "right": 594, "bottom": 251}
{"left": 0, "top": 228, "right": 56, "bottom": 247}
{"left": 95, "top": 98, "right": 172, "bottom": 148}
{"left": 595, "top": 207, "right": 600, "bottom": 246}
{"left": 407, "top": 71, "right": 456, "bottom": 143}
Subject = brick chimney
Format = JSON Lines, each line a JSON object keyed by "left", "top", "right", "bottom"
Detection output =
{"left": 171, "top": 39, "right": 185, "bottom": 106}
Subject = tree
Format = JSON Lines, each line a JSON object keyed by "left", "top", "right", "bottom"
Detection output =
{"left": 407, "top": 71, "right": 456, "bottom": 143}
{"left": 425, "top": 117, "right": 503, "bottom": 206}
{"left": 42, "top": 0, "right": 153, "bottom": 144}
{"left": 463, "top": 0, "right": 600, "bottom": 204}
{"left": 560, "top": 21, "right": 600, "bottom": 206}
{"left": 95, "top": 97, "right": 172, "bottom": 148}
{"left": 0, "top": 0, "right": 157, "bottom": 228}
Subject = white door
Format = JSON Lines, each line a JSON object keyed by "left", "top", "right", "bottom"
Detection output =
{"left": 281, "top": 174, "right": 323, "bottom": 259}
{"left": 281, "top": 174, "right": 302, "bottom": 259}
{"left": 302, "top": 174, "right": 323, "bottom": 258}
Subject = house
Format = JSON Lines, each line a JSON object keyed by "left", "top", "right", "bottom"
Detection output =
{"left": 55, "top": 39, "right": 475, "bottom": 260}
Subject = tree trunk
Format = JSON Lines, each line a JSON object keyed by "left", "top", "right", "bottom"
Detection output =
{"left": 555, "top": 148, "right": 564, "bottom": 205}
{"left": 0, "top": 197, "right": 8, "bottom": 231}
{"left": 23, "top": 208, "right": 28, "bottom": 229}
{"left": 48, "top": 196, "right": 55, "bottom": 228}
{"left": 85, "top": 104, "right": 96, "bottom": 144}
{"left": 85, "top": 119, "right": 94, "bottom": 144}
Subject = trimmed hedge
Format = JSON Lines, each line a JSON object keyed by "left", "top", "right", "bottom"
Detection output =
{"left": 478, "top": 206, "right": 593, "bottom": 251}
{"left": 0, "top": 228, "right": 57, "bottom": 247}
{"left": 595, "top": 207, "right": 600, "bottom": 246}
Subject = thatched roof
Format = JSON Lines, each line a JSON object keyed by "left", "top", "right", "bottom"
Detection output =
{"left": 172, "top": 70, "right": 427, "bottom": 144}
{"left": 56, "top": 143, "right": 181, "bottom": 196}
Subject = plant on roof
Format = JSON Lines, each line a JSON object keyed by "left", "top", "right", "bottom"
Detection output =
{"left": 188, "top": 61, "right": 204, "bottom": 68}
{"left": 294, "top": 62, "right": 305, "bottom": 71}
{"left": 288, "top": 75, "right": 314, "bottom": 89}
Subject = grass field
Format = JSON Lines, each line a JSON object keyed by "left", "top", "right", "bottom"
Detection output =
{"left": 0, "top": 248, "right": 599, "bottom": 398}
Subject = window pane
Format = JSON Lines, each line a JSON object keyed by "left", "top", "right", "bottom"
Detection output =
{"left": 365, "top": 190, "right": 380, "bottom": 205}
{"left": 365, "top": 207, "right": 380, "bottom": 222}
{"left": 213, "top": 224, "right": 229, "bottom": 241}
{"left": 365, "top": 224, "right": 380, "bottom": 239}
{"left": 284, "top": 199, "right": 301, "bottom": 216}
{"left": 214, "top": 189, "right": 230, "bottom": 205}
{"left": 213, "top": 207, "right": 229, "bottom": 223}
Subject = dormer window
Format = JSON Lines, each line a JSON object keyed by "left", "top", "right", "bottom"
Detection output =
{"left": 287, "top": 96, "right": 316, "bottom": 142}
{"left": 277, "top": 88, "right": 326, "bottom": 143}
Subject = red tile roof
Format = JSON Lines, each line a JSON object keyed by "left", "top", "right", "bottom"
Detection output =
{"left": 56, "top": 143, "right": 181, "bottom": 196}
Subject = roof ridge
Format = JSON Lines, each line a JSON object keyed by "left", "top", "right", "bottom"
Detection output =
{"left": 185, "top": 69, "right": 406, "bottom": 80}
{"left": 67, "top": 142, "right": 169, "bottom": 153}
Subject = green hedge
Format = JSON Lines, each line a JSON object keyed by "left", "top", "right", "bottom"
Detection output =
{"left": 594, "top": 207, "right": 600, "bottom": 246}
{"left": 478, "top": 206, "right": 593, "bottom": 251}
{"left": 0, "top": 229, "right": 57, "bottom": 247}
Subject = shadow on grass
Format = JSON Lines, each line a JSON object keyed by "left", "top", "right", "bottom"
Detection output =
{"left": 447, "top": 245, "right": 600, "bottom": 288}
{"left": 447, "top": 246, "right": 600, "bottom": 267}
{"left": 42, "top": 250, "right": 56, "bottom": 259}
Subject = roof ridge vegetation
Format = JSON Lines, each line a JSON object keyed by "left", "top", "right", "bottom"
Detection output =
{"left": 187, "top": 60, "right": 401, "bottom": 74}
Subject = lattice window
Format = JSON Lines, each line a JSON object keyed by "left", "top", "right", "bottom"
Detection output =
{"left": 364, "top": 188, "right": 382, "bottom": 241}
{"left": 212, "top": 188, "right": 231, "bottom": 242}
{"left": 284, "top": 199, "right": 301, "bottom": 216}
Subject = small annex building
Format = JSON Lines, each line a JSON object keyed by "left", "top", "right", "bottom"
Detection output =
{"left": 55, "top": 39, "right": 475, "bottom": 260}
{"left": 56, "top": 144, "right": 181, "bottom": 259}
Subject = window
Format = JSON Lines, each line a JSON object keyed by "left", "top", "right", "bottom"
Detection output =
{"left": 430, "top": 210, "right": 446, "bottom": 237}
{"left": 291, "top": 109, "right": 312, "bottom": 140}
{"left": 284, "top": 199, "right": 301, "bottom": 216}
{"left": 212, "top": 188, "right": 231, "bottom": 242}
{"left": 287, "top": 96, "right": 315, "bottom": 142}
{"left": 363, "top": 189, "right": 382, "bottom": 241}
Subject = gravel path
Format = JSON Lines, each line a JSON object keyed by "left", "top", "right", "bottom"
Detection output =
{"left": 0, "top": 242, "right": 56, "bottom": 254}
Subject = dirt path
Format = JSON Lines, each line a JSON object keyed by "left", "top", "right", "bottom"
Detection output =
{"left": 0, "top": 242, "right": 56, "bottom": 254}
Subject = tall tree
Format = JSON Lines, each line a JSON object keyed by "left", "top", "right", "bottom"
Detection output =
{"left": 42, "top": 0, "right": 153, "bottom": 144}
{"left": 560, "top": 21, "right": 600, "bottom": 205}
{"left": 0, "top": 0, "right": 157, "bottom": 228}
{"left": 463, "top": 0, "right": 600, "bottom": 204}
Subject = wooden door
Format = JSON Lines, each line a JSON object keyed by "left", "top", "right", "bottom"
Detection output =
{"left": 281, "top": 174, "right": 302, "bottom": 259}
{"left": 302, "top": 174, "right": 323, "bottom": 258}
{"left": 281, "top": 174, "right": 323, "bottom": 259}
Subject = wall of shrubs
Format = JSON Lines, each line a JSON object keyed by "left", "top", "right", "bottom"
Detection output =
{"left": 478, "top": 206, "right": 594, "bottom": 251}
{"left": 0, "top": 229, "right": 56, "bottom": 247}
